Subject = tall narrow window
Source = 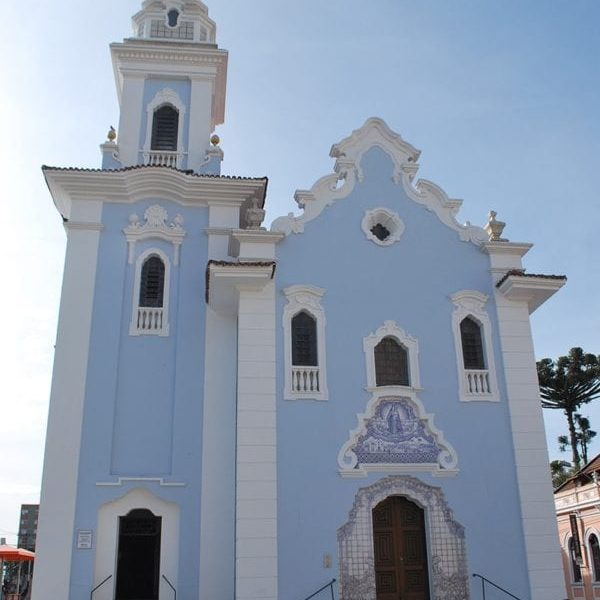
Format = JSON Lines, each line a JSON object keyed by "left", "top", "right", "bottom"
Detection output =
{"left": 374, "top": 337, "right": 409, "bottom": 387}
{"left": 283, "top": 285, "right": 328, "bottom": 400}
{"left": 570, "top": 537, "right": 583, "bottom": 583}
{"left": 292, "top": 311, "right": 317, "bottom": 366}
{"left": 460, "top": 317, "right": 485, "bottom": 369}
{"left": 590, "top": 534, "right": 600, "bottom": 582}
{"left": 151, "top": 105, "right": 179, "bottom": 151}
{"left": 139, "top": 256, "right": 165, "bottom": 308}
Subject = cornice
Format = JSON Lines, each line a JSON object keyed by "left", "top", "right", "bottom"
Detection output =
{"left": 496, "top": 273, "right": 566, "bottom": 313}
{"left": 43, "top": 167, "right": 267, "bottom": 220}
{"left": 481, "top": 241, "right": 533, "bottom": 257}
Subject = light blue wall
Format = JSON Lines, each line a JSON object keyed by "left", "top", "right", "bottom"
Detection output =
{"left": 275, "top": 147, "right": 530, "bottom": 600}
{"left": 69, "top": 199, "right": 211, "bottom": 599}
{"left": 139, "top": 78, "right": 192, "bottom": 169}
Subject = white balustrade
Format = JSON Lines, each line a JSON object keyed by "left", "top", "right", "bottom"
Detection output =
{"left": 292, "top": 366, "right": 320, "bottom": 393}
{"left": 142, "top": 150, "right": 181, "bottom": 168}
{"left": 464, "top": 369, "right": 491, "bottom": 395}
{"left": 135, "top": 307, "right": 164, "bottom": 333}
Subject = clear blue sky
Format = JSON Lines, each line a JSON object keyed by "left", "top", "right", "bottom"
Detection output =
{"left": 0, "top": 0, "right": 598, "bottom": 543}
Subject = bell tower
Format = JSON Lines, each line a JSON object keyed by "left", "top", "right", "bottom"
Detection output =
{"left": 108, "top": 0, "right": 227, "bottom": 173}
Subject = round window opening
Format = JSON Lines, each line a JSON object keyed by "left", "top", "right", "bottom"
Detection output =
{"left": 362, "top": 208, "right": 405, "bottom": 246}
{"left": 167, "top": 9, "right": 180, "bottom": 28}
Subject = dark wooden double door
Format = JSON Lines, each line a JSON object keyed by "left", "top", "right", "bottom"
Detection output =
{"left": 373, "top": 496, "right": 430, "bottom": 600}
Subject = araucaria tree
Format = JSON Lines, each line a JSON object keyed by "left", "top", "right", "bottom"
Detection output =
{"left": 537, "top": 348, "right": 600, "bottom": 469}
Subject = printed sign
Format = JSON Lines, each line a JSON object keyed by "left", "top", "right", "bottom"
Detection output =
{"left": 77, "top": 530, "right": 93, "bottom": 550}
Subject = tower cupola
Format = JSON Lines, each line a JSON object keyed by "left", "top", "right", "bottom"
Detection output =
{"left": 132, "top": 0, "right": 216, "bottom": 44}
{"left": 108, "top": 0, "right": 227, "bottom": 174}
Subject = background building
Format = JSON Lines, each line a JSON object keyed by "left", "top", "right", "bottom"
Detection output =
{"left": 17, "top": 505, "right": 38, "bottom": 552}
{"left": 32, "top": 2, "right": 567, "bottom": 600}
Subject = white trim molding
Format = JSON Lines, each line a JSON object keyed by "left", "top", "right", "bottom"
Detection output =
{"left": 450, "top": 290, "right": 499, "bottom": 402}
{"left": 129, "top": 248, "right": 171, "bottom": 337}
{"left": 363, "top": 321, "right": 420, "bottom": 391}
{"left": 271, "top": 118, "right": 487, "bottom": 246}
{"left": 337, "top": 391, "right": 458, "bottom": 478}
{"left": 93, "top": 488, "right": 180, "bottom": 600}
{"left": 337, "top": 476, "right": 468, "bottom": 600}
{"left": 142, "top": 88, "right": 187, "bottom": 168}
{"left": 283, "top": 285, "right": 328, "bottom": 401}
{"left": 361, "top": 208, "right": 405, "bottom": 246}
{"left": 124, "top": 204, "right": 186, "bottom": 265}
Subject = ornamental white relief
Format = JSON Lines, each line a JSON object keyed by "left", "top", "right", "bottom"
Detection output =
{"left": 338, "top": 392, "right": 458, "bottom": 478}
{"left": 123, "top": 205, "right": 186, "bottom": 265}
{"left": 338, "top": 476, "right": 469, "bottom": 600}
{"left": 361, "top": 208, "right": 405, "bottom": 246}
{"left": 270, "top": 117, "right": 487, "bottom": 245}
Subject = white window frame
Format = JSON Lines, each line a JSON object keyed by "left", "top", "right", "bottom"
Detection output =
{"left": 130, "top": 248, "right": 171, "bottom": 337}
{"left": 283, "top": 285, "right": 328, "bottom": 401}
{"left": 451, "top": 290, "right": 499, "bottom": 402}
{"left": 142, "top": 88, "right": 187, "bottom": 165}
{"left": 363, "top": 321, "right": 420, "bottom": 391}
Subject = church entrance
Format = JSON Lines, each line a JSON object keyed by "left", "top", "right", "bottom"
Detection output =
{"left": 372, "top": 496, "right": 430, "bottom": 600}
{"left": 115, "top": 509, "right": 162, "bottom": 600}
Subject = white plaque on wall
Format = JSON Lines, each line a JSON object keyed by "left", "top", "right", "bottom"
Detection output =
{"left": 77, "top": 530, "right": 93, "bottom": 549}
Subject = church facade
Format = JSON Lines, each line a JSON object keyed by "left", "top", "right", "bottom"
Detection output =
{"left": 33, "top": 2, "right": 568, "bottom": 600}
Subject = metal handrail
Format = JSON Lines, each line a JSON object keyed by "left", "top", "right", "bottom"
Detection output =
{"left": 302, "top": 578, "right": 336, "bottom": 600}
{"left": 90, "top": 575, "right": 112, "bottom": 600}
{"left": 162, "top": 574, "right": 176, "bottom": 600}
{"left": 472, "top": 573, "right": 522, "bottom": 600}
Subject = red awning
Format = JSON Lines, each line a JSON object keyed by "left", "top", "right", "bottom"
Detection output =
{"left": 0, "top": 545, "right": 35, "bottom": 562}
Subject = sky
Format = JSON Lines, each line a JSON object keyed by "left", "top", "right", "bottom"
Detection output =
{"left": 0, "top": 0, "right": 598, "bottom": 545}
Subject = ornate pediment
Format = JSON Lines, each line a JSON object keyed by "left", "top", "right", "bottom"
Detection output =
{"left": 338, "top": 393, "right": 458, "bottom": 478}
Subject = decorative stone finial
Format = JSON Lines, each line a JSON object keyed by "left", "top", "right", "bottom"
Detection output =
{"left": 484, "top": 210, "right": 507, "bottom": 242}
{"left": 107, "top": 126, "right": 117, "bottom": 142}
{"left": 245, "top": 197, "right": 266, "bottom": 231}
{"left": 210, "top": 134, "right": 220, "bottom": 146}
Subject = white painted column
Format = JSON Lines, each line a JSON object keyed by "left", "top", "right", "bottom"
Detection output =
{"left": 117, "top": 74, "right": 145, "bottom": 167}
{"left": 494, "top": 292, "right": 566, "bottom": 600}
{"left": 32, "top": 201, "right": 103, "bottom": 600}
{"left": 236, "top": 282, "right": 278, "bottom": 600}
{"left": 187, "top": 76, "right": 214, "bottom": 172}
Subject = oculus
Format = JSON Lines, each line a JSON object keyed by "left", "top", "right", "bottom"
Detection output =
{"left": 361, "top": 208, "right": 405, "bottom": 246}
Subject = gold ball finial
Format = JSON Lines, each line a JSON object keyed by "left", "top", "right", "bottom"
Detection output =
{"left": 107, "top": 126, "right": 117, "bottom": 142}
{"left": 210, "top": 134, "right": 220, "bottom": 146}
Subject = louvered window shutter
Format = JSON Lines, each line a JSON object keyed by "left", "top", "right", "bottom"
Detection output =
{"left": 374, "top": 337, "right": 409, "bottom": 386}
{"left": 139, "top": 256, "right": 165, "bottom": 307}
{"left": 460, "top": 317, "right": 485, "bottom": 369}
{"left": 151, "top": 105, "right": 179, "bottom": 151}
{"left": 292, "top": 312, "right": 318, "bottom": 366}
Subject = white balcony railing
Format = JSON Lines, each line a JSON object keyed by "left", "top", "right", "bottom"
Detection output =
{"left": 134, "top": 307, "right": 164, "bottom": 333}
{"left": 291, "top": 366, "right": 320, "bottom": 394}
{"left": 142, "top": 150, "right": 182, "bottom": 168}
{"left": 464, "top": 369, "right": 491, "bottom": 395}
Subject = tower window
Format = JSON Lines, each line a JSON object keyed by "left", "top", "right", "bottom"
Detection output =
{"left": 460, "top": 316, "right": 485, "bottom": 369}
{"left": 151, "top": 105, "right": 179, "bottom": 151}
{"left": 292, "top": 311, "right": 317, "bottom": 367}
{"left": 167, "top": 9, "right": 180, "bottom": 28}
{"left": 139, "top": 256, "right": 165, "bottom": 308}
{"left": 374, "top": 337, "right": 409, "bottom": 386}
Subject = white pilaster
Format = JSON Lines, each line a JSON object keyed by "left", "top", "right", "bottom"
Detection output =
{"left": 116, "top": 73, "right": 145, "bottom": 166}
{"left": 188, "top": 76, "right": 215, "bottom": 171}
{"left": 32, "top": 201, "right": 103, "bottom": 600}
{"left": 488, "top": 246, "right": 566, "bottom": 600}
{"left": 236, "top": 282, "right": 278, "bottom": 600}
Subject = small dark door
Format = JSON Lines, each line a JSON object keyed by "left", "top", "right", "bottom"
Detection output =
{"left": 373, "top": 496, "right": 430, "bottom": 600}
{"left": 115, "top": 509, "right": 162, "bottom": 600}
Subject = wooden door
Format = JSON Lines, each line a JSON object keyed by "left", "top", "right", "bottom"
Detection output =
{"left": 373, "top": 496, "right": 430, "bottom": 600}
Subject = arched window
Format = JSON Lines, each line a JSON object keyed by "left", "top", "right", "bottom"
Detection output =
{"left": 291, "top": 311, "right": 317, "bottom": 367}
{"left": 151, "top": 105, "right": 179, "bottom": 151}
{"left": 570, "top": 537, "right": 583, "bottom": 583}
{"left": 374, "top": 337, "right": 409, "bottom": 387}
{"left": 460, "top": 316, "right": 485, "bottom": 369}
{"left": 590, "top": 534, "right": 600, "bottom": 582}
{"left": 139, "top": 256, "right": 165, "bottom": 308}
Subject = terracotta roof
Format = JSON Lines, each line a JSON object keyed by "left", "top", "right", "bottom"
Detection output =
{"left": 205, "top": 260, "right": 276, "bottom": 303}
{"left": 496, "top": 269, "right": 567, "bottom": 288}
{"left": 554, "top": 453, "right": 600, "bottom": 493}
{"left": 41, "top": 164, "right": 268, "bottom": 182}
